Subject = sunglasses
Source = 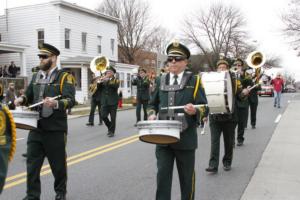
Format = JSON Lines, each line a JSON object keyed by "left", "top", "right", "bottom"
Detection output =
{"left": 167, "top": 56, "right": 185, "bottom": 62}
{"left": 38, "top": 55, "right": 50, "bottom": 59}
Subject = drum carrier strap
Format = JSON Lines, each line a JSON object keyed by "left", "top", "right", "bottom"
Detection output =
{"left": 34, "top": 69, "right": 65, "bottom": 118}
{"left": 159, "top": 71, "right": 193, "bottom": 131}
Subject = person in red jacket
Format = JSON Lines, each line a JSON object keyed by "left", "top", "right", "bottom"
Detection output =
{"left": 271, "top": 72, "right": 284, "bottom": 108}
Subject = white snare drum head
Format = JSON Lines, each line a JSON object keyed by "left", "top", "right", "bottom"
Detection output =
{"left": 11, "top": 109, "right": 39, "bottom": 130}
{"left": 137, "top": 120, "right": 182, "bottom": 144}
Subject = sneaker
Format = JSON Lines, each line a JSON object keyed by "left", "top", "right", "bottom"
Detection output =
{"left": 205, "top": 166, "right": 218, "bottom": 173}
{"left": 237, "top": 141, "right": 243, "bottom": 146}
{"left": 223, "top": 165, "right": 231, "bottom": 171}
{"left": 86, "top": 122, "right": 94, "bottom": 126}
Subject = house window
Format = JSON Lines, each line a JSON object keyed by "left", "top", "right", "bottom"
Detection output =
{"left": 82, "top": 32, "right": 87, "bottom": 52}
{"left": 97, "top": 36, "right": 102, "bottom": 54}
{"left": 65, "top": 28, "right": 70, "bottom": 49}
{"left": 37, "top": 29, "right": 44, "bottom": 47}
{"left": 119, "top": 72, "right": 124, "bottom": 88}
{"left": 110, "top": 38, "right": 115, "bottom": 55}
{"left": 127, "top": 73, "right": 131, "bottom": 88}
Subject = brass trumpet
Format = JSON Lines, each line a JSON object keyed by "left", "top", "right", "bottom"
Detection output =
{"left": 89, "top": 56, "right": 109, "bottom": 95}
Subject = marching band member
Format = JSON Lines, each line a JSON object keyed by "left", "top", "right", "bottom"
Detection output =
{"left": 132, "top": 68, "right": 150, "bottom": 126}
{"left": 99, "top": 66, "right": 120, "bottom": 137}
{"left": 235, "top": 59, "right": 252, "bottom": 146}
{"left": 14, "top": 43, "right": 76, "bottom": 200}
{"left": 206, "top": 58, "right": 245, "bottom": 173}
{"left": 0, "top": 89, "right": 16, "bottom": 194}
{"left": 147, "top": 41, "right": 208, "bottom": 200}
{"left": 86, "top": 74, "right": 103, "bottom": 126}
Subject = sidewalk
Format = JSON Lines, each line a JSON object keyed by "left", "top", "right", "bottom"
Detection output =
{"left": 241, "top": 97, "right": 300, "bottom": 200}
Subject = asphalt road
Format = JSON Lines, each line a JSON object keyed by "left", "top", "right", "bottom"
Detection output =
{"left": 1, "top": 93, "right": 297, "bottom": 200}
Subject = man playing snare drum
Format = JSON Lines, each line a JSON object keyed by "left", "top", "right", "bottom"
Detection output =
{"left": 14, "top": 43, "right": 75, "bottom": 200}
{"left": 147, "top": 41, "right": 208, "bottom": 200}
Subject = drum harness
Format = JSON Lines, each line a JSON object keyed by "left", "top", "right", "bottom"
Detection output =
{"left": 159, "top": 72, "right": 195, "bottom": 132}
{"left": 33, "top": 68, "right": 65, "bottom": 118}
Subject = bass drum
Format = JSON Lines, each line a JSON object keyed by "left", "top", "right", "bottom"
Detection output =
{"left": 201, "top": 71, "right": 233, "bottom": 114}
{"left": 137, "top": 120, "right": 182, "bottom": 144}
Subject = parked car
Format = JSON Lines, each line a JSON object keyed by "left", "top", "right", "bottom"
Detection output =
{"left": 258, "top": 85, "right": 274, "bottom": 97}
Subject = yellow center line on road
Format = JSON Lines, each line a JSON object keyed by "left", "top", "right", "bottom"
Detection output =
{"left": 4, "top": 135, "right": 139, "bottom": 189}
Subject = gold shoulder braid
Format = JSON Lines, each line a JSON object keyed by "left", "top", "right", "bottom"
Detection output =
{"left": 3, "top": 106, "right": 16, "bottom": 162}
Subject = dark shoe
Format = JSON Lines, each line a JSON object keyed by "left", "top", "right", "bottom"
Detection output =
{"left": 22, "top": 197, "right": 28, "bottom": 200}
{"left": 134, "top": 123, "right": 138, "bottom": 127}
{"left": 55, "top": 193, "right": 66, "bottom": 200}
{"left": 223, "top": 165, "right": 231, "bottom": 171}
{"left": 22, "top": 153, "right": 27, "bottom": 158}
{"left": 251, "top": 125, "right": 256, "bottom": 129}
{"left": 237, "top": 141, "right": 243, "bottom": 146}
{"left": 98, "top": 122, "right": 103, "bottom": 125}
{"left": 86, "top": 122, "right": 94, "bottom": 126}
{"left": 108, "top": 132, "right": 115, "bottom": 137}
{"left": 205, "top": 166, "right": 218, "bottom": 173}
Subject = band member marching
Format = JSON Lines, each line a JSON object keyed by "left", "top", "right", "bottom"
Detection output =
{"left": 14, "top": 43, "right": 76, "bottom": 200}
{"left": 99, "top": 66, "right": 120, "bottom": 137}
{"left": 147, "top": 41, "right": 208, "bottom": 200}
{"left": 132, "top": 68, "right": 150, "bottom": 126}
{"left": 206, "top": 58, "right": 247, "bottom": 173}
{"left": 0, "top": 87, "right": 17, "bottom": 194}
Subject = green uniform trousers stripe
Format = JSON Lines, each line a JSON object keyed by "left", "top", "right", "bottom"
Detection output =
{"left": 155, "top": 145, "right": 195, "bottom": 200}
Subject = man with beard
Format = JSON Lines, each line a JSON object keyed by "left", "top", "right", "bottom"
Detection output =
{"left": 14, "top": 43, "right": 75, "bottom": 200}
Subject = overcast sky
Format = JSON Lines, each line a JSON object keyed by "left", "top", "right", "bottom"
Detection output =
{"left": 1, "top": 0, "right": 300, "bottom": 80}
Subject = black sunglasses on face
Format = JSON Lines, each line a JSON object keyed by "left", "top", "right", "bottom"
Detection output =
{"left": 167, "top": 56, "right": 185, "bottom": 62}
{"left": 38, "top": 55, "right": 49, "bottom": 59}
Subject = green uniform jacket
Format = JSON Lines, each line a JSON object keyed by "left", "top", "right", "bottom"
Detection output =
{"left": 248, "top": 83, "right": 261, "bottom": 104}
{"left": 236, "top": 75, "right": 252, "bottom": 108}
{"left": 99, "top": 77, "right": 120, "bottom": 106}
{"left": 132, "top": 76, "right": 150, "bottom": 101}
{"left": 0, "top": 105, "right": 13, "bottom": 193}
{"left": 148, "top": 71, "right": 208, "bottom": 150}
{"left": 23, "top": 69, "right": 76, "bottom": 132}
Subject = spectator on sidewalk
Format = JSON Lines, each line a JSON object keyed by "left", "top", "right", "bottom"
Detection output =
{"left": 118, "top": 90, "right": 123, "bottom": 108}
{"left": 271, "top": 72, "right": 284, "bottom": 108}
{"left": 8, "top": 61, "right": 18, "bottom": 78}
{"left": 5, "top": 83, "right": 17, "bottom": 110}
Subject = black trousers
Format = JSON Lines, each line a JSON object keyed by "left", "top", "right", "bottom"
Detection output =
{"left": 136, "top": 99, "right": 148, "bottom": 122}
{"left": 249, "top": 102, "right": 258, "bottom": 126}
{"left": 236, "top": 107, "right": 248, "bottom": 143}
{"left": 209, "top": 120, "right": 235, "bottom": 168}
{"left": 155, "top": 146, "right": 195, "bottom": 200}
{"left": 88, "top": 99, "right": 103, "bottom": 124}
{"left": 26, "top": 130, "right": 67, "bottom": 200}
{"left": 101, "top": 105, "right": 117, "bottom": 133}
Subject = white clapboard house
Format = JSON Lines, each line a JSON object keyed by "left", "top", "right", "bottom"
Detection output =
{"left": 0, "top": 0, "right": 138, "bottom": 103}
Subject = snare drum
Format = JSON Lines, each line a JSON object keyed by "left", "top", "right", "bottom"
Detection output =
{"left": 137, "top": 120, "right": 182, "bottom": 144}
{"left": 201, "top": 71, "right": 233, "bottom": 114}
{"left": 11, "top": 109, "right": 39, "bottom": 130}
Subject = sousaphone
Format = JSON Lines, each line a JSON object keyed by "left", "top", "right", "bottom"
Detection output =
{"left": 89, "top": 56, "right": 109, "bottom": 95}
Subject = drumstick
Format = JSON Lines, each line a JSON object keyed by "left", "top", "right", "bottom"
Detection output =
{"left": 248, "top": 84, "right": 259, "bottom": 91}
{"left": 160, "top": 104, "right": 208, "bottom": 110}
{"left": 26, "top": 95, "right": 62, "bottom": 109}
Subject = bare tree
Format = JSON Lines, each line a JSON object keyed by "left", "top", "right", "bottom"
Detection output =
{"left": 282, "top": 0, "right": 300, "bottom": 49}
{"left": 182, "top": 3, "right": 247, "bottom": 70}
{"left": 98, "top": 0, "right": 156, "bottom": 64}
{"left": 145, "top": 26, "right": 174, "bottom": 54}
